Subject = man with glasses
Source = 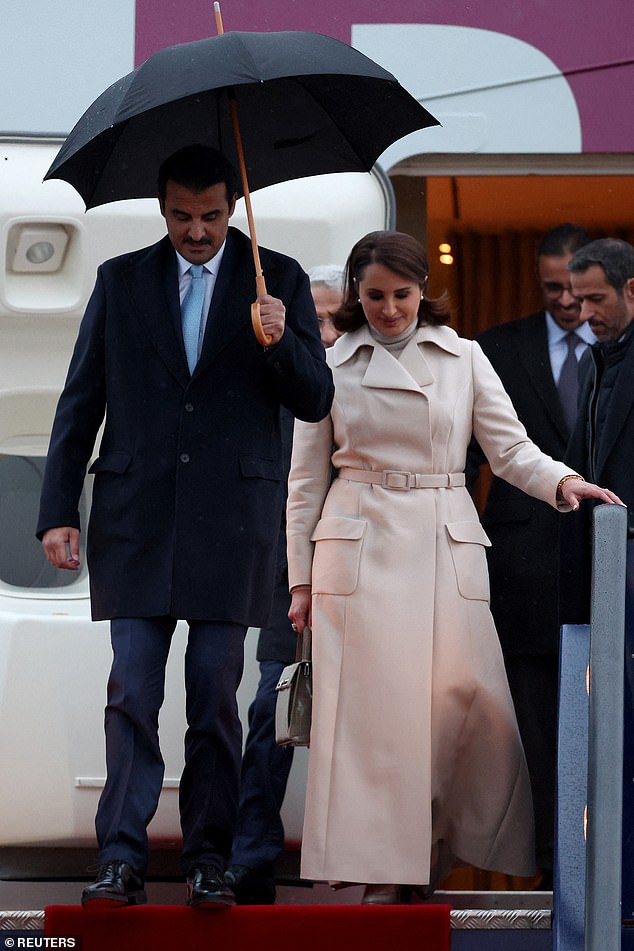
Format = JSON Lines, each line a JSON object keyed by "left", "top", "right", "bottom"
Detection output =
{"left": 467, "top": 223, "right": 594, "bottom": 888}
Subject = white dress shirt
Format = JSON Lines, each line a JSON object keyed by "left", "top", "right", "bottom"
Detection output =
{"left": 176, "top": 240, "right": 227, "bottom": 361}
{"left": 545, "top": 310, "right": 596, "bottom": 385}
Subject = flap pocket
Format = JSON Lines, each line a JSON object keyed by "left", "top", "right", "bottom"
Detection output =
{"left": 446, "top": 520, "right": 491, "bottom": 601}
{"left": 311, "top": 516, "right": 366, "bottom": 543}
{"left": 88, "top": 451, "right": 132, "bottom": 475}
{"left": 311, "top": 516, "right": 366, "bottom": 596}
{"left": 446, "top": 521, "right": 491, "bottom": 547}
{"left": 239, "top": 455, "right": 282, "bottom": 481}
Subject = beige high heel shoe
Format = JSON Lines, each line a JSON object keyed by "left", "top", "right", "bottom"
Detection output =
{"left": 361, "top": 884, "right": 404, "bottom": 905}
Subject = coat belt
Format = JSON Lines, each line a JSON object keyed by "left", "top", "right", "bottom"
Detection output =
{"left": 338, "top": 467, "right": 466, "bottom": 490}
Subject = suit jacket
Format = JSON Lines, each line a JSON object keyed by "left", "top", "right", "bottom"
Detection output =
{"left": 468, "top": 311, "right": 571, "bottom": 654}
{"left": 37, "top": 227, "right": 333, "bottom": 623}
{"left": 563, "top": 331, "right": 634, "bottom": 621}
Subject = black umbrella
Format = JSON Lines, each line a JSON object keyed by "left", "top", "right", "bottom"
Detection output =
{"left": 46, "top": 25, "right": 438, "bottom": 341}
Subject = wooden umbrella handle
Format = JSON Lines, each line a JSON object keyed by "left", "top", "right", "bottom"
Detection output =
{"left": 214, "top": 2, "right": 272, "bottom": 347}
{"left": 229, "top": 108, "right": 272, "bottom": 346}
{"left": 251, "top": 274, "right": 273, "bottom": 348}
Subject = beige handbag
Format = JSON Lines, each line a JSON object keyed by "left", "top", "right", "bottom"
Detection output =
{"left": 275, "top": 626, "right": 312, "bottom": 747}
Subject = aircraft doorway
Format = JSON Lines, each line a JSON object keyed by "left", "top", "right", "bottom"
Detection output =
{"left": 391, "top": 158, "right": 634, "bottom": 340}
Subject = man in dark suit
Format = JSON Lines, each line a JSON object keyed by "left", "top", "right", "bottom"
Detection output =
{"left": 467, "top": 224, "right": 594, "bottom": 886}
{"left": 36, "top": 145, "right": 333, "bottom": 909}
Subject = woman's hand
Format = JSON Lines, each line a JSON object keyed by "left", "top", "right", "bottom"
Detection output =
{"left": 289, "top": 584, "right": 312, "bottom": 634}
{"left": 560, "top": 476, "right": 623, "bottom": 512}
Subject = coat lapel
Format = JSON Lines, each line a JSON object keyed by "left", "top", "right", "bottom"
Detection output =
{"left": 122, "top": 230, "right": 259, "bottom": 387}
{"left": 195, "top": 229, "right": 255, "bottom": 375}
{"left": 122, "top": 236, "right": 191, "bottom": 387}
{"left": 516, "top": 312, "right": 570, "bottom": 442}
{"left": 362, "top": 342, "right": 430, "bottom": 393}
{"left": 334, "top": 324, "right": 458, "bottom": 394}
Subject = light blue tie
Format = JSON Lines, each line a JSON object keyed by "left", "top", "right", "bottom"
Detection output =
{"left": 181, "top": 265, "right": 205, "bottom": 373}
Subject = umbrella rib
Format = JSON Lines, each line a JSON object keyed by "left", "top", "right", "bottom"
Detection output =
{"left": 280, "top": 75, "right": 384, "bottom": 168}
{"left": 84, "top": 122, "right": 135, "bottom": 207}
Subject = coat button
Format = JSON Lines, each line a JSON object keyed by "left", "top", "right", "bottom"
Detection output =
{"left": 180, "top": 453, "right": 190, "bottom": 464}
{"left": 184, "top": 402, "right": 194, "bottom": 412}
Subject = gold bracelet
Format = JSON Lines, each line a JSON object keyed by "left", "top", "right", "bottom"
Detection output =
{"left": 557, "top": 473, "right": 584, "bottom": 500}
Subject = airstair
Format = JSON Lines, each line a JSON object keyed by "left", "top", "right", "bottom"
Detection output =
{"left": 0, "top": 504, "right": 631, "bottom": 949}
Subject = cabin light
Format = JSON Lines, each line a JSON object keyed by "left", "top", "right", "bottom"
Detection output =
{"left": 10, "top": 224, "right": 69, "bottom": 273}
{"left": 438, "top": 242, "right": 453, "bottom": 266}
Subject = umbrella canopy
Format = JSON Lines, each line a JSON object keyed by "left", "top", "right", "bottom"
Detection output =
{"left": 45, "top": 30, "right": 439, "bottom": 208}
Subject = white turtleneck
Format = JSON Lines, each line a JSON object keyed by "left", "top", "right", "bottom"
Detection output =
{"left": 368, "top": 319, "right": 420, "bottom": 357}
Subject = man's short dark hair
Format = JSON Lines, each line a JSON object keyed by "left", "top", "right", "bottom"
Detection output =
{"left": 537, "top": 223, "right": 592, "bottom": 259}
{"left": 568, "top": 237, "right": 634, "bottom": 291}
{"left": 157, "top": 145, "right": 238, "bottom": 205}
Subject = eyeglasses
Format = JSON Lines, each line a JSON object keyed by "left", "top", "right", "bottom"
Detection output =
{"left": 541, "top": 281, "right": 574, "bottom": 298}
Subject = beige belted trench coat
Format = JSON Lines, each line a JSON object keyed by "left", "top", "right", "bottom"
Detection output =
{"left": 286, "top": 323, "right": 576, "bottom": 886}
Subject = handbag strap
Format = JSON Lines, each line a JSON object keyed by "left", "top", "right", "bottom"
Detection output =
{"left": 294, "top": 625, "right": 312, "bottom": 663}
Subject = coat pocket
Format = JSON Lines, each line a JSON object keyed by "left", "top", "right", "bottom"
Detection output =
{"left": 239, "top": 455, "right": 282, "bottom": 482}
{"left": 88, "top": 451, "right": 132, "bottom": 475}
{"left": 446, "top": 520, "right": 492, "bottom": 601}
{"left": 310, "top": 516, "right": 366, "bottom": 596}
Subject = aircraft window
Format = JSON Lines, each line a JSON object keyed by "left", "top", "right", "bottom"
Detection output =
{"left": 0, "top": 454, "right": 87, "bottom": 589}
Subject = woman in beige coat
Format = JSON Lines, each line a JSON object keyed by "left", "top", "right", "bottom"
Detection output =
{"left": 286, "top": 232, "right": 619, "bottom": 904}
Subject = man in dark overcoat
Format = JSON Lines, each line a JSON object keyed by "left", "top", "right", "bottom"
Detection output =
{"left": 467, "top": 224, "right": 593, "bottom": 885}
{"left": 564, "top": 237, "right": 634, "bottom": 614}
{"left": 36, "top": 145, "right": 333, "bottom": 908}
{"left": 563, "top": 237, "right": 634, "bottom": 900}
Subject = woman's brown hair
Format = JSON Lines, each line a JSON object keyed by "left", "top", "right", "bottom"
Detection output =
{"left": 333, "top": 230, "right": 452, "bottom": 333}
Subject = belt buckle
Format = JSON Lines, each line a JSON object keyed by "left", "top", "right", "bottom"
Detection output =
{"left": 381, "top": 469, "right": 412, "bottom": 490}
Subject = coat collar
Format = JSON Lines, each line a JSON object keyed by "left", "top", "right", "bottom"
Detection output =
{"left": 332, "top": 322, "right": 461, "bottom": 393}
{"left": 121, "top": 235, "right": 188, "bottom": 385}
{"left": 121, "top": 229, "right": 255, "bottom": 387}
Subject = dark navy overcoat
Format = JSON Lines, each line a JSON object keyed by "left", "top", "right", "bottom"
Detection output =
{"left": 37, "top": 227, "right": 333, "bottom": 623}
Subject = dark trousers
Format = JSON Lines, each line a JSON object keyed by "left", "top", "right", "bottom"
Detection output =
{"left": 230, "top": 660, "right": 294, "bottom": 872}
{"left": 505, "top": 653, "right": 559, "bottom": 873}
{"left": 95, "top": 616, "right": 246, "bottom": 876}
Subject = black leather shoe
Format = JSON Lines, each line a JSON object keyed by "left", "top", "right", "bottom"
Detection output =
{"left": 225, "top": 864, "right": 276, "bottom": 905}
{"left": 187, "top": 865, "right": 236, "bottom": 908}
{"left": 81, "top": 861, "right": 147, "bottom": 908}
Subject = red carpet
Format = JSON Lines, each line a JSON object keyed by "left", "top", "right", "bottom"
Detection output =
{"left": 45, "top": 903, "right": 451, "bottom": 951}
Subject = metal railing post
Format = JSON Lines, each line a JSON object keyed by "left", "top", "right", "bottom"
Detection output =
{"left": 585, "top": 502, "right": 628, "bottom": 950}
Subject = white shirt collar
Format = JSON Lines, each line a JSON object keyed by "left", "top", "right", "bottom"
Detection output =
{"left": 175, "top": 238, "right": 227, "bottom": 279}
{"left": 544, "top": 309, "right": 596, "bottom": 346}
